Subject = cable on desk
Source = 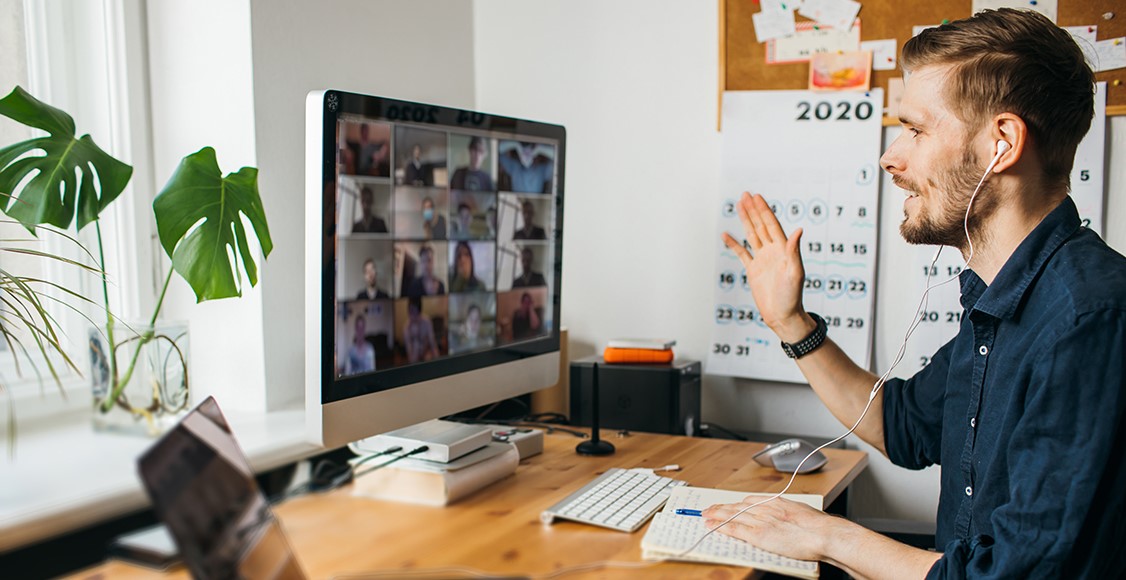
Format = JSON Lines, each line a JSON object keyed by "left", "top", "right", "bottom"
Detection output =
{"left": 698, "top": 421, "right": 748, "bottom": 441}
{"left": 351, "top": 445, "right": 430, "bottom": 480}
{"left": 273, "top": 446, "right": 407, "bottom": 503}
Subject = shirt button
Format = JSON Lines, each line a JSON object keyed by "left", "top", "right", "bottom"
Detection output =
{"left": 965, "top": 486, "right": 973, "bottom": 497}
{"left": 978, "top": 345, "right": 988, "bottom": 356}
{"left": 971, "top": 417, "right": 976, "bottom": 428}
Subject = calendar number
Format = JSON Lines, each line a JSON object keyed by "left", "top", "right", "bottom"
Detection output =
{"left": 796, "top": 100, "right": 875, "bottom": 122}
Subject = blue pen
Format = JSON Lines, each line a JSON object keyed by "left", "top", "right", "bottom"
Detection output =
{"left": 674, "top": 508, "right": 703, "bottom": 517}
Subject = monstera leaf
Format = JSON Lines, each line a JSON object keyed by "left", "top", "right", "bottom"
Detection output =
{"left": 0, "top": 86, "right": 132, "bottom": 231}
{"left": 153, "top": 147, "right": 273, "bottom": 302}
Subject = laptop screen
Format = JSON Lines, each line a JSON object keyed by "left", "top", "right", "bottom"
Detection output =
{"left": 137, "top": 396, "right": 306, "bottom": 579}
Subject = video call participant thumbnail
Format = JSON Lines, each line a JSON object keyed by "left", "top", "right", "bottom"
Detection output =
{"left": 397, "top": 296, "right": 447, "bottom": 365}
{"left": 356, "top": 258, "right": 389, "bottom": 300}
{"left": 449, "top": 241, "right": 493, "bottom": 293}
{"left": 513, "top": 199, "right": 546, "bottom": 240}
{"left": 498, "top": 140, "right": 554, "bottom": 194}
{"left": 352, "top": 186, "right": 389, "bottom": 234}
{"left": 402, "top": 243, "right": 447, "bottom": 298}
{"left": 342, "top": 120, "right": 390, "bottom": 178}
{"left": 396, "top": 127, "right": 448, "bottom": 188}
{"left": 449, "top": 294, "right": 497, "bottom": 355}
{"left": 497, "top": 287, "right": 548, "bottom": 344}
{"left": 449, "top": 135, "right": 496, "bottom": 191}
{"left": 513, "top": 246, "right": 547, "bottom": 288}
{"left": 450, "top": 190, "right": 495, "bottom": 240}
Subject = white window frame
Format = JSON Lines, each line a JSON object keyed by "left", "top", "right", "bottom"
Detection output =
{"left": 1, "top": 0, "right": 159, "bottom": 424}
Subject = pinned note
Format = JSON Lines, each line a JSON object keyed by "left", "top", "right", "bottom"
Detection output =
{"left": 1093, "top": 38, "right": 1126, "bottom": 72}
{"left": 767, "top": 20, "right": 861, "bottom": 64}
{"left": 860, "top": 39, "right": 897, "bottom": 71}
{"left": 799, "top": 0, "right": 862, "bottom": 32}
{"left": 971, "top": 0, "right": 1057, "bottom": 23}
{"left": 753, "top": 8, "right": 797, "bottom": 42}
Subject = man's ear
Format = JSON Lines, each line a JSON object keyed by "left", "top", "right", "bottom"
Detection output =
{"left": 990, "top": 113, "right": 1027, "bottom": 174}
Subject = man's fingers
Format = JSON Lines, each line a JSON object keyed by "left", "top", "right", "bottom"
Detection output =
{"left": 722, "top": 232, "right": 754, "bottom": 263}
{"left": 736, "top": 194, "right": 764, "bottom": 249}
{"left": 754, "top": 194, "right": 788, "bottom": 243}
{"left": 743, "top": 193, "right": 774, "bottom": 245}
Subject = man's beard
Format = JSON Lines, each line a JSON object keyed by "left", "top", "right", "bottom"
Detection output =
{"left": 897, "top": 149, "right": 997, "bottom": 248}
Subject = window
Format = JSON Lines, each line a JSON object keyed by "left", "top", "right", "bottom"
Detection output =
{"left": 1, "top": 0, "right": 158, "bottom": 422}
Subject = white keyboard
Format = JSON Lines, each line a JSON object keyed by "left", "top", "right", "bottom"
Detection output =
{"left": 540, "top": 467, "right": 687, "bottom": 532}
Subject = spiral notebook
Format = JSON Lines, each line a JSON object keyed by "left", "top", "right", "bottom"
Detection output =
{"left": 640, "top": 486, "right": 823, "bottom": 579}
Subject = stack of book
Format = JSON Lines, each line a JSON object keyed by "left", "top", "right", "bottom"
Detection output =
{"left": 603, "top": 338, "right": 676, "bottom": 364}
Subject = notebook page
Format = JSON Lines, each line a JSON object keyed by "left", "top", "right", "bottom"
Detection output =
{"left": 640, "top": 487, "right": 822, "bottom": 580}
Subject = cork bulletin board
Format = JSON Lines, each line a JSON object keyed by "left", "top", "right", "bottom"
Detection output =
{"left": 719, "top": 0, "right": 1126, "bottom": 124}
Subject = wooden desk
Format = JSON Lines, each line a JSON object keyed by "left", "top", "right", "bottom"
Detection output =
{"left": 75, "top": 432, "right": 867, "bottom": 579}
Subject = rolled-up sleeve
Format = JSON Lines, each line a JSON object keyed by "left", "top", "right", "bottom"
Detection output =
{"left": 884, "top": 337, "right": 957, "bottom": 470}
{"left": 925, "top": 309, "right": 1126, "bottom": 578}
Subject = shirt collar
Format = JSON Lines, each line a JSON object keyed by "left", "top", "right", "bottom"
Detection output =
{"left": 961, "top": 196, "right": 1081, "bottom": 319}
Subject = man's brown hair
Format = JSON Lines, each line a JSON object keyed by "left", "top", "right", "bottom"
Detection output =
{"left": 902, "top": 8, "right": 1095, "bottom": 191}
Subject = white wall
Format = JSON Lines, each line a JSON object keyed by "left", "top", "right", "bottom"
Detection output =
{"left": 146, "top": 0, "right": 266, "bottom": 411}
{"left": 473, "top": 1, "right": 1126, "bottom": 523}
{"left": 246, "top": 0, "right": 478, "bottom": 409}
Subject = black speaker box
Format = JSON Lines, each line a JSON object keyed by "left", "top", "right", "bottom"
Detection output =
{"left": 569, "top": 357, "right": 701, "bottom": 436}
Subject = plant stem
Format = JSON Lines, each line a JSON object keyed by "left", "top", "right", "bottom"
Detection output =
{"left": 101, "top": 267, "right": 174, "bottom": 412}
{"left": 94, "top": 220, "right": 117, "bottom": 412}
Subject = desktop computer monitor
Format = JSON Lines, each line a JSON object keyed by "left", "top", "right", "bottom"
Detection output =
{"left": 305, "top": 90, "right": 565, "bottom": 449}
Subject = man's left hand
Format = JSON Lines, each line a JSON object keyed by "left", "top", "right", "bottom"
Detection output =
{"left": 701, "top": 497, "right": 840, "bottom": 561}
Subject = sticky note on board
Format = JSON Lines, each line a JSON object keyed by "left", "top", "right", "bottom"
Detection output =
{"left": 766, "top": 19, "right": 861, "bottom": 64}
{"left": 860, "top": 39, "right": 897, "bottom": 71}
{"left": 971, "top": 0, "right": 1057, "bottom": 23}
{"left": 753, "top": 8, "right": 797, "bottom": 43}
{"left": 799, "top": 0, "right": 861, "bottom": 32}
{"left": 1092, "top": 38, "right": 1126, "bottom": 73}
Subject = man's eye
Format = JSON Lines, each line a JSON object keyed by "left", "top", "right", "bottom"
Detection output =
{"left": 909, "top": 128, "right": 921, "bottom": 138}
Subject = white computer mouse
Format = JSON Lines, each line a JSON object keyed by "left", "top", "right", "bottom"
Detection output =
{"left": 752, "top": 438, "right": 828, "bottom": 474}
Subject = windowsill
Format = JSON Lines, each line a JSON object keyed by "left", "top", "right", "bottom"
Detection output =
{"left": 0, "top": 407, "right": 321, "bottom": 553}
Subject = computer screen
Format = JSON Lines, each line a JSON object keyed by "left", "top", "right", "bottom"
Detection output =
{"left": 305, "top": 90, "right": 564, "bottom": 448}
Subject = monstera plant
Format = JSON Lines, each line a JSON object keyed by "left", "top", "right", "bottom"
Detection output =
{"left": 0, "top": 86, "right": 272, "bottom": 439}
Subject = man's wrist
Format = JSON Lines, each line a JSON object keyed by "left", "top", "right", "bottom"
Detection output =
{"left": 773, "top": 312, "right": 817, "bottom": 344}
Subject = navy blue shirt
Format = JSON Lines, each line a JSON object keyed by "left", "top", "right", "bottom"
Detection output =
{"left": 883, "top": 197, "right": 1126, "bottom": 578}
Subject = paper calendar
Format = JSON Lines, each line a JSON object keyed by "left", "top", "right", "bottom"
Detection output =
{"left": 711, "top": 90, "right": 883, "bottom": 382}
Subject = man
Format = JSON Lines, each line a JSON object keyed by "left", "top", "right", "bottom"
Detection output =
{"left": 706, "top": 9, "right": 1126, "bottom": 578}
{"left": 404, "top": 244, "right": 446, "bottom": 297}
{"left": 344, "top": 314, "right": 375, "bottom": 375}
{"left": 355, "top": 123, "right": 388, "bottom": 177}
{"left": 356, "top": 258, "right": 389, "bottom": 300}
{"left": 451, "top": 203, "right": 475, "bottom": 239}
{"left": 510, "top": 292, "right": 542, "bottom": 341}
{"left": 512, "top": 246, "right": 546, "bottom": 288}
{"left": 352, "top": 186, "right": 388, "bottom": 234}
{"left": 404, "top": 296, "right": 439, "bottom": 363}
{"left": 513, "top": 200, "right": 546, "bottom": 240}
{"left": 420, "top": 196, "right": 447, "bottom": 240}
{"left": 404, "top": 144, "right": 432, "bottom": 186}
{"left": 498, "top": 141, "right": 553, "bottom": 194}
{"left": 450, "top": 136, "right": 495, "bottom": 191}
